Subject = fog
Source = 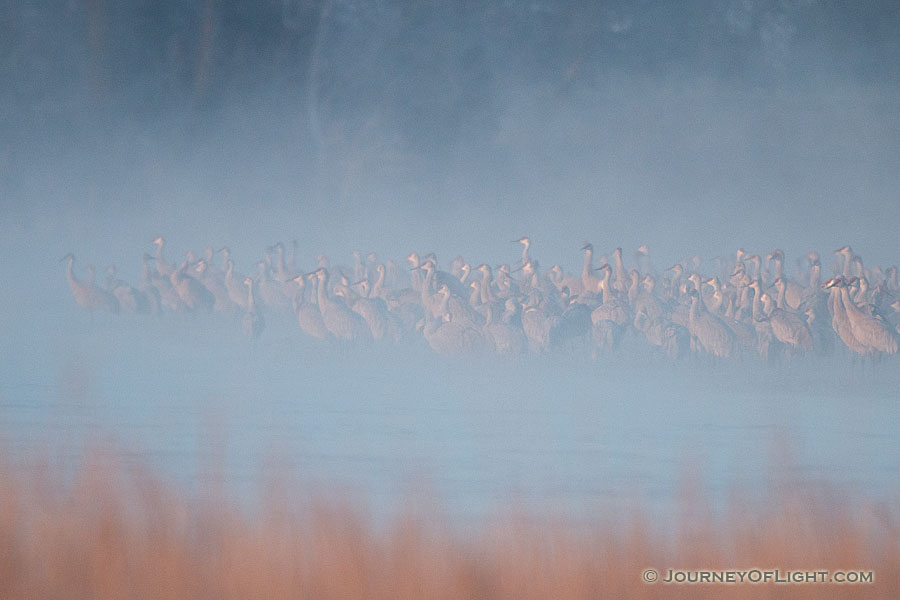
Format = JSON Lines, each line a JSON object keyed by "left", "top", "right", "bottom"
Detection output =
{"left": 1, "top": 0, "right": 899, "bottom": 523}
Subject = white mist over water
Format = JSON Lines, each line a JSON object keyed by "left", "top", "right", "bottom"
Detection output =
{"left": 2, "top": 272, "right": 898, "bottom": 524}
{"left": 2, "top": 0, "right": 900, "bottom": 524}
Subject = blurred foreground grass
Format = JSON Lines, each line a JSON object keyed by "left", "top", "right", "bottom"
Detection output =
{"left": 0, "top": 446, "right": 897, "bottom": 599}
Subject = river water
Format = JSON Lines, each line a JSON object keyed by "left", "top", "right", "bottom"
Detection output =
{"left": 2, "top": 272, "right": 898, "bottom": 526}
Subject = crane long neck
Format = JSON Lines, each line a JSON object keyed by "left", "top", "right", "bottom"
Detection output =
{"left": 66, "top": 257, "right": 77, "bottom": 284}
{"left": 317, "top": 272, "right": 330, "bottom": 307}
{"left": 480, "top": 269, "right": 493, "bottom": 304}
{"left": 613, "top": 250, "right": 626, "bottom": 287}
{"left": 373, "top": 267, "right": 385, "bottom": 297}
{"left": 469, "top": 283, "right": 481, "bottom": 307}
{"left": 598, "top": 269, "right": 610, "bottom": 302}
{"left": 439, "top": 290, "right": 451, "bottom": 317}
{"left": 582, "top": 248, "right": 593, "bottom": 280}
{"left": 838, "top": 285, "right": 862, "bottom": 320}
{"left": 774, "top": 257, "right": 784, "bottom": 280}
{"left": 276, "top": 247, "right": 287, "bottom": 281}
{"left": 247, "top": 280, "right": 256, "bottom": 311}
{"left": 751, "top": 285, "right": 763, "bottom": 321}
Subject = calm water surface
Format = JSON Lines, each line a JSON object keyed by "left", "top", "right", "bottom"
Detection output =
{"left": 2, "top": 297, "right": 898, "bottom": 525}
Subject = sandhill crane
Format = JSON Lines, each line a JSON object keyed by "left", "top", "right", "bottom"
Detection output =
{"left": 823, "top": 278, "right": 867, "bottom": 355}
{"left": 700, "top": 277, "right": 725, "bottom": 315}
{"left": 254, "top": 261, "right": 291, "bottom": 312}
{"left": 242, "top": 278, "right": 265, "bottom": 340}
{"left": 688, "top": 290, "right": 736, "bottom": 358}
{"left": 457, "top": 262, "right": 472, "bottom": 286}
{"left": 830, "top": 277, "right": 898, "bottom": 355}
{"left": 291, "top": 274, "right": 329, "bottom": 340}
{"left": 747, "top": 281, "right": 782, "bottom": 362}
{"left": 142, "top": 254, "right": 183, "bottom": 312}
{"left": 152, "top": 236, "right": 175, "bottom": 277}
{"left": 635, "top": 244, "right": 651, "bottom": 275}
{"left": 514, "top": 236, "right": 531, "bottom": 268}
{"left": 760, "top": 290, "right": 813, "bottom": 353}
{"left": 610, "top": 248, "right": 628, "bottom": 293}
{"left": 370, "top": 264, "right": 392, "bottom": 302}
{"left": 468, "top": 280, "right": 494, "bottom": 324}
{"left": 803, "top": 303, "right": 835, "bottom": 357}
{"left": 313, "top": 268, "right": 371, "bottom": 342}
{"left": 421, "top": 258, "right": 469, "bottom": 300}
{"left": 483, "top": 299, "right": 527, "bottom": 355}
{"left": 223, "top": 259, "right": 249, "bottom": 310}
{"left": 835, "top": 245, "right": 854, "bottom": 278}
{"left": 138, "top": 257, "right": 162, "bottom": 314}
{"left": 170, "top": 262, "right": 215, "bottom": 312}
{"left": 552, "top": 297, "right": 592, "bottom": 347}
{"left": 422, "top": 286, "right": 486, "bottom": 355}
{"left": 591, "top": 265, "right": 629, "bottom": 325}
{"left": 336, "top": 282, "right": 400, "bottom": 342}
{"left": 521, "top": 295, "right": 560, "bottom": 353}
{"left": 271, "top": 242, "right": 291, "bottom": 283}
{"left": 195, "top": 259, "right": 235, "bottom": 314}
{"left": 580, "top": 243, "right": 600, "bottom": 297}
{"left": 62, "top": 254, "right": 120, "bottom": 314}
{"left": 407, "top": 252, "right": 425, "bottom": 292}
{"left": 105, "top": 265, "right": 151, "bottom": 314}
{"left": 766, "top": 250, "right": 804, "bottom": 309}
{"left": 591, "top": 263, "right": 630, "bottom": 352}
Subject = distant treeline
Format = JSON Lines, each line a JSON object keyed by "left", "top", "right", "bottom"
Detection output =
{"left": 2, "top": 0, "right": 898, "bottom": 141}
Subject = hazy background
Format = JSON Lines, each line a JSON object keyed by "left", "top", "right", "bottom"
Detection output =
{"left": 3, "top": 0, "right": 900, "bottom": 269}
{"left": 1, "top": 0, "right": 899, "bottom": 523}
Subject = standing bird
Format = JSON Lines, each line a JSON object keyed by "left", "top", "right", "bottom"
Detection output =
{"left": 224, "top": 259, "right": 249, "bottom": 311}
{"left": 759, "top": 290, "right": 813, "bottom": 354}
{"left": 483, "top": 299, "right": 527, "bottom": 356}
{"left": 105, "top": 265, "right": 151, "bottom": 314}
{"left": 422, "top": 286, "right": 486, "bottom": 355}
{"left": 62, "top": 254, "right": 119, "bottom": 314}
{"left": 514, "top": 236, "right": 532, "bottom": 268}
{"left": 152, "top": 236, "right": 176, "bottom": 277}
{"left": 170, "top": 262, "right": 215, "bottom": 312}
{"left": 688, "top": 290, "right": 736, "bottom": 358}
{"left": 313, "top": 268, "right": 371, "bottom": 342}
{"left": 195, "top": 259, "right": 235, "bottom": 314}
{"left": 242, "top": 278, "right": 265, "bottom": 340}
{"left": 824, "top": 278, "right": 867, "bottom": 355}
{"left": 829, "top": 277, "right": 898, "bottom": 356}
{"left": 580, "top": 243, "right": 599, "bottom": 297}
{"left": 291, "top": 274, "right": 330, "bottom": 340}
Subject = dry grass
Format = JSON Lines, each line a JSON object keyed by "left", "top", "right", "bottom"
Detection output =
{"left": 0, "top": 448, "right": 898, "bottom": 599}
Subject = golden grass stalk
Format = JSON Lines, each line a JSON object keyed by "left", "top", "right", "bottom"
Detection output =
{"left": 0, "top": 447, "right": 897, "bottom": 599}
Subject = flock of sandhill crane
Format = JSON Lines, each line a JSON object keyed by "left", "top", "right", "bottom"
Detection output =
{"left": 63, "top": 238, "right": 900, "bottom": 360}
